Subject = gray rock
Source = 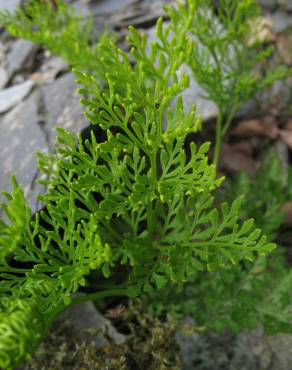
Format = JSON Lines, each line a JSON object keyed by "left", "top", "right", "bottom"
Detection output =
{"left": 0, "top": 0, "right": 21, "bottom": 12}
{"left": 31, "top": 56, "right": 69, "bottom": 85}
{"left": 0, "top": 42, "right": 8, "bottom": 65}
{"left": 0, "top": 79, "right": 34, "bottom": 113}
{"left": 55, "top": 89, "right": 87, "bottom": 136}
{"left": 90, "top": 0, "right": 137, "bottom": 15}
{"left": 0, "top": 67, "right": 9, "bottom": 89}
{"left": 0, "top": 91, "right": 48, "bottom": 210}
{"left": 278, "top": 0, "right": 292, "bottom": 10}
{"left": 73, "top": 0, "right": 91, "bottom": 15}
{"left": 40, "top": 73, "right": 77, "bottom": 145}
{"left": 268, "top": 10, "right": 292, "bottom": 33}
{"left": 40, "top": 55, "right": 68, "bottom": 76}
{"left": 65, "top": 301, "right": 126, "bottom": 349}
{"left": 177, "top": 325, "right": 292, "bottom": 370}
{"left": 7, "top": 39, "right": 37, "bottom": 78}
{"left": 259, "top": 0, "right": 277, "bottom": 9}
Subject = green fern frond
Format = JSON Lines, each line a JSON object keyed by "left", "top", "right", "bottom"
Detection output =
{"left": 0, "top": 1, "right": 285, "bottom": 368}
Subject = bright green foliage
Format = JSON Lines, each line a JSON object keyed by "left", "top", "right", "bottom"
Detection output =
{"left": 174, "top": 0, "right": 289, "bottom": 164}
{"left": 0, "top": 0, "right": 111, "bottom": 76}
{"left": 0, "top": 0, "right": 286, "bottom": 369}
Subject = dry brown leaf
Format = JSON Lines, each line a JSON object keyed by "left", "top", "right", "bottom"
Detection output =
{"left": 220, "top": 142, "right": 254, "bottom": 174}
{"left": 276, "top": 28, "right": 292, "bottom": 65}
{"left": 280, "top": 200, "right": 292, "bottom": 226}
{"left": 231, "top": 116, "right": 279, "bottom": 139}
{"left": 105, "top": 304, "right": 126, "bottom": 319}
{"left": 279, "top": 129, "right": 292, "bottom": 149}
{"left": 283, "top": 120, "right": 292, "bottom": 132}
{"left": 247, "top": 17, "right": 275, "bottom": 46}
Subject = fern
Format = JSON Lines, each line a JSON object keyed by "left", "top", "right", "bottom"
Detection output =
{"left": 0, "top": 1, "right": 283, "bottom": 369}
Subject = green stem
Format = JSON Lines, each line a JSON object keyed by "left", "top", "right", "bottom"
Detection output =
{"left": 213, "top": 105, "right": 237, "bottom": 167}
{"left": 213, "top": 110, "right": 223, "bottom": 167}
{"left": 47, "top": 287, "right": 130, "bottom": 324}
{"left": 222, "top": 106, "right": 237, "bottom": 137}
{"left": 147, "top": 151, "right": 157, "bottom": 235}
{"left": 69, "top": 287, "right": 130, "bottom": 307}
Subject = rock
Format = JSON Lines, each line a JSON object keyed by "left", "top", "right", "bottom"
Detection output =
{"left": 65, "top": 301, "right": 126, "bottom": 349}
{"left": 72, "top": 0, "right": 91, "bottom": 15}
{"left": 6, "top": 39, "right": 38, "bottom": 78}
{"left": 259, "top": 0, "right": 277, "bottom": 9}
{"left": 268, "top": 10, "right": 292, "bottom": 33}
{"left": 0, "top": 79, "right": 34, "bottom": 113}
{"left": 0, "top": 67, "right": 9, "bottom": 89}
{"left": 40, "top": 73, "right": 78, "bottom": 144}
{"left": 55, "top": 89, "right": 88, "bottom": 136}
{"left": 90, "top": 0, "right": 137, "bottom": 15}
{"left": 177, "top": 326, "right": 292, "bottom": 370}
{"left": 0, "top": 0, "right": 21, "bottom": 12}
{"left": 0, "top": 42, "right": 7, "bottom": 65}
{"left": 0, "top": 91, "right": 48, "bottom": 210}
{"left": 233, "top": 328, "right": 292, "bottom": 370}
{"left": 32, "top": 56, "right": 68, "bottom": 85}
{"left": 278, "top": 0, "right": 292, "bottom": 11}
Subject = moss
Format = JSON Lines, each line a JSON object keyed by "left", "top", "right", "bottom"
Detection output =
{"left": 17, "top": 307, "right": 181, "bottom": 370}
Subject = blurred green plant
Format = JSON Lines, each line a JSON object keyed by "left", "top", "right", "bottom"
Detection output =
{"left": 144, "top": 155, "right": 292, "bottom": 335}
{"left": 174, "top": 0, "right": 289, "bottom": 164}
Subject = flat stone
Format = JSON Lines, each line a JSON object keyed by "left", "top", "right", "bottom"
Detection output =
{"left": 268, "top": 10, "right": 292, "bottom": 33}
{"left": 0, "top": 91, "right": 48, "bottom": 210}
{"left": 31, "top": 56, "right": 68, "bottom": 85}
{"left": 259, "top": 0, "right": 277, "bottom": 9}
{"left": 90, "top": 0, "right": 137, "bottom": 15}
{"left": 0, "top": 67, "right": 9, "bottom": 89}
{"left": 7, "top": 39, "right": 37, "bottom": 78}
{"left": 65, "top": 301, "right": 126, "bottom": 349}
{"left": 0, "top": 0, "right": 21, "bottom": 12}
{"left": 55, "top": 89, "right": 88, "bottom": 136}
{"left": 40, "top": 73, "right": 78, "bottom": 144}
{"left": 73, "top": 0, "right": 91, "bottom": 15}
{"left": 0, "top": 79, "right": 34, "bottom": 113}
{"left": 177, "top": 325, "right": 292, "bottom": 370}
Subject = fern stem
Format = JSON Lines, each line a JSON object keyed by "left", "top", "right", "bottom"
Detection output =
{"left": 213, "top": 106, "right": 237, "bottom": 167}
{"left": 213, "top": 110, "right": 223, "bottom": 167}
{"left": 147, "top": 151, "right": 157, "bottom": 235}
{"left": 69, "top": 287, "right": 130, "bottom": 306}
